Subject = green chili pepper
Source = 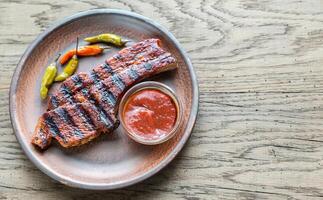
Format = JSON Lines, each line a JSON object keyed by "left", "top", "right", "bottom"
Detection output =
{"left": 55, "top": 38, "right": 79, "bottom": 82}
{"left": 84, "top": 33, "right": 126, "bottom": 47}
{"left": 40, "top": 54, "right": 60, "bottom": 99}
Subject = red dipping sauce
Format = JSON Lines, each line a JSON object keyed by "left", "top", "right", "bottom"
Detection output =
{"left": 122, "top": 89, "right": 177, "bottom": 140}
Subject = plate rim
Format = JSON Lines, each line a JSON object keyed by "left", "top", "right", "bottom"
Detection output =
{"left": 9, "top": 9, "right": 199, "bottom": 190}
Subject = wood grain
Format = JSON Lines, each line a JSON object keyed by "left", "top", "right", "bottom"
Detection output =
{"left": 1, "top": 0, "right": 323, "bottom": 199}
{"left": 10, "top": 10, "right": 197, "bottom": 189}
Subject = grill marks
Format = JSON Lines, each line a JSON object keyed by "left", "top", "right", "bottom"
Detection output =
{"left": 80, "top": 52, "right": 175, "bottom": 110}
{"left": 119, "top": 53, "right": 175, "bottom": 83}
{"left": 68, "top": 73, "right": 93, "bottom": 92}
{"left": 93, "top": 81, "right": 117, "bottom": 107}
{"left": 48, "top": 73, "right": 93, "bottom": 110}
{"left": 60, "top": 84, "right": 75, "bottom": 104}
{"left": 76, "top": 52, "right": 176, "bottom": 110}
{"left": 48, "top": 39, "right": 165, "bottom": 110}
{"left": 43, "top": 113, "right": 65, "bottom": 142}
{"left": 71, "top": 74, "right": 82, "bottom": 88}
{"left": 87, "top": 91, "right": 115, "bottom": 129}
{"left": 50, "top": 96, "right": 59, "bottom": 108}
{"left": 111, "top": 73, "right": 126, "bottom": 91}
{"left": 76, "top": 82, "right": 117, "bottom": 129}
{"left": 55, "top": 107, "right": 74, "bottom": 126}
{"left": 90, "top": 71, "right": 101, "bottom": 84}
{"left": 33, "top": 103, "right": 117, "bottom": 148}
{"left": 143, "top": 63, "right": 153, "bottom": 70}
{"left": 103, "top": 62, "right": 113, "bottom": 74}
{"left": 55, "top": 107, "right": 84, "bottom": 138}
{"left": 32, "top": 39, "right": 177, "bottom": 149}
{"left": 127, "top": 68, "right": 139, "bottom": 80}
{"left": 91, "top": 64, "right": 111, "bottom": 82}
{"left": 105, "top": 38, "right": 159, "bottom": 69}
{"left": 75, "top": 104, "right": 95, "bottom": 130}
{"left": 101, "top": 89, "right": 117, "bottom": 106}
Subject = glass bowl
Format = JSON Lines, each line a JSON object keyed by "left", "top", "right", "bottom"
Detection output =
{"left": 118, "top": 81, "right": 183, "bottom": 145}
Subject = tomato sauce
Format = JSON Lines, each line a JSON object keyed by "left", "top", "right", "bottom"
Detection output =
{"left": 123, "top": 89, "right": 177, "bottom": 139}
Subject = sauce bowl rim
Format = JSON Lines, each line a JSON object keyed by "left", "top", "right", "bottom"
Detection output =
{"left": 118, "top": 81, "right": 183, "bottom": 145}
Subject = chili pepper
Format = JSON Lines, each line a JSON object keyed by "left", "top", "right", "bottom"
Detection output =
{"left": 84, "top": 33, "right": 127, "bottom": 47}
{"left": 59, "top": 45, "right": 110, "bottom": 65}
{"left": 40, "top": 54, "right": 60, "bottom": 99}
{"left": 55, "top": 38, "right": 79, "bottom": 82}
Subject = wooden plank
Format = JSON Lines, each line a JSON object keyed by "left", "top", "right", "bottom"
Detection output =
{"left": 1, "top": 0, "right": 323, "bottom": 199}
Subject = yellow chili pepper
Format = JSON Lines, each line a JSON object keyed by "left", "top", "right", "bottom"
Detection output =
{"left": 40, "top": 54, "right": 60, "bottom": 99}
{"left": 84, "top": 33, "right": 126, "bottom": 47}
{"left": 55, "top": 38, "right": 79, "bottom": 82}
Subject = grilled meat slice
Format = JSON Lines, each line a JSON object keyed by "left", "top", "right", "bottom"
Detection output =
{"left": 48, "top": 39, "right": 165, "bottom": 110}
{"left": 32, "top": 103, "right": 118, "bottom": 149}
{"left": 103, "top": 38, "right": 164, "bottom": 73}
{"left": 93, "top": 43, "right": 166, "bottom": 81}
{"left": 32, "top": 39, "right": 177, "bottom": 150}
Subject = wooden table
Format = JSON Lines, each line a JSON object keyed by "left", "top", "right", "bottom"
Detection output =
{"left": 1, "top": 0, "right": 323, "bottom": 199}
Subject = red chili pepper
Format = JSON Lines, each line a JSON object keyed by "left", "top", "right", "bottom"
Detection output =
{"left": 60, "top": 45, "right": 109, "bottom": 65}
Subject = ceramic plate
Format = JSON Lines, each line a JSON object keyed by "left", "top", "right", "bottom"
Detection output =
{"left": 10, "top": 9, "right": 198, "bottom": 190}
